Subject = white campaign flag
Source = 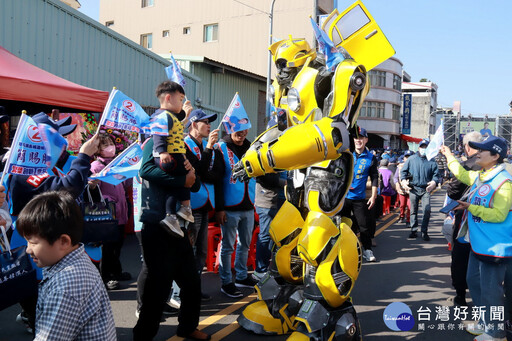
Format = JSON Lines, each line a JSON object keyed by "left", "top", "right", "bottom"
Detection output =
{"left": 426, "top": 120, "right": 444, "bottom": 161}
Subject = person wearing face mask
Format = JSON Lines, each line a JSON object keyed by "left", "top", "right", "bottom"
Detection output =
{"left": 215, "top": 129, "right": 257, "bottom": 298}
{"left": 400, "top": 139, "right": 440, "bottom": 241}
{"left": 89, "top": 135, "right": 131, "bottom": 290}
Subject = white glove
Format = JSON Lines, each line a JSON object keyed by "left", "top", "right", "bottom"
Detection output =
{"left": 401, "top": 179, "right": 411, "bottom": 191}
{"left": 426, "top": 180, "right": 436, "bottom": 193}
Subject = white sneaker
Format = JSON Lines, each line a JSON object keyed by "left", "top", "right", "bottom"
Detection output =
{"left": 177, "top": 205, "right": 194, "bottom": 223}
{"left": 362, "top": 249, "right": 377, "bottom": 262}
{"left": 168, "top": 296, "right": 181, "bottom": 309}
{"left": 160, "top": 214, "right": 184, "bottom": 238}
{"left": 473, "top": 332, "right": 506, "bottom": 341}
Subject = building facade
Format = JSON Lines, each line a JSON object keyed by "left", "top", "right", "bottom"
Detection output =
{"left": 402, "top": 81, "right": 438, "bottom": 140}
{"left": 99, "top": 0, "right": 334, "bottom": 78}
{"left": 357, "top": 57, "right": 403, "bottom": 149}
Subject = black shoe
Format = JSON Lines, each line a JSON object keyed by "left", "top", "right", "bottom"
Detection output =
{"left": 201, "top": 292, "right": 212, "bottom": 301}
{"left": 408, "top": 231, "right": 418, "bottom": 239}
{"left": 235, "top": 276, "right": 258, "bottom": 288}
{"left": 115, "top": 272, "right": 132, "bottom": 281}
{"left": 422, "top": 233, "right": 430, "bottom": 241}
{"left": 221, "top": 283, "right": 243, "bottom": 298}
{"left": 453, "top": 295, "right": 467, "bottom": 306}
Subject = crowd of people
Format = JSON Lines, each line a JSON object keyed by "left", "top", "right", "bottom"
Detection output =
{"left": 2, "top": 80, "right": 512, "bottom": 341}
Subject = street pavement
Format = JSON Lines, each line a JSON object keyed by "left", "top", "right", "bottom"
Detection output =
{"left": 0, "top": 188, "right": 489, "bottom": 340}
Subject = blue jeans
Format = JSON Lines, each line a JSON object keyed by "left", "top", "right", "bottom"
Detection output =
{"left": 467, "top": 251, "right": 509, "bottom": 338}
{"left": 409, "top": 189, "right": 431, "bottom": 233}
{"left": 255, "top": 206, "right": 278, "bottom": 273}
{"left": 219, "top": 210, "right": 255, "bottom": 285}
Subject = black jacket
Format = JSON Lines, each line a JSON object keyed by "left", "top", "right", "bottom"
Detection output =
{"left": 139, "top": 138, "right": 199, "bottom": 223}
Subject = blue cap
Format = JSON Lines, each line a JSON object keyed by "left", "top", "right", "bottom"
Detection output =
{"left": 32, "top": 112, "right": 76, "bottom": 136}
{"left": 419, "top": 139, "right": 429, "bottom": 147}
{"left": 358, "top": 127, "right": 368, "bottom": 138}
{"left": 468, "top": 135, "right": 508, "bottom": 158}
{"left": 404, "top": 150, "right": 414, "bottom": 157}
{"left": 186, "top": 109, "right": 217, "bottom": 128}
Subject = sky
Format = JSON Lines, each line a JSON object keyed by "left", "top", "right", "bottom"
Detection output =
{"left": 78, "top": 0, "right": 512, "bottom": 117}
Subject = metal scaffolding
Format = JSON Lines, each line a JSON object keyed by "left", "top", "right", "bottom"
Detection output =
{"left": 496, "top": 115, "right": 512, "bottom": 147}
{"left": 443, "top": 112, "right": 458, "bottom": 150}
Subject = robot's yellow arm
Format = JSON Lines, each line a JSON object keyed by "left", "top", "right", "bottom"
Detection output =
{"left": 232, "top": 116, "right": 351, "bottom": 181}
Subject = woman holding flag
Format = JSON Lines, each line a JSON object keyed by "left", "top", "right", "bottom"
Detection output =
{"left": 440, "top": 137, "right": 512, "bottom": 341}
{"left": 89, "top": 134, "right": 131, "bottom": 290}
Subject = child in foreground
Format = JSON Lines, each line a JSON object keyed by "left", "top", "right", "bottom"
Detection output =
{"left": 16, "top": 191, "right": 116, "bottom": 341}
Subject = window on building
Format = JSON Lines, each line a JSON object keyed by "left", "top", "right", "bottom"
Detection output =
{"left": 162, "top": 30, "right": 170, "bottom": 38}
{"left": 203, "top": 24, "right": 218, "bottom": 42}
{"left": 369, "top": 70, "right": 386, "bottom": 87}
{"left": 140, "top": 33, "right": 153, "bottom": 49}
{"left": 141, "top": 0, "right": 154, "bottom": 8}
{"left": 183, "top": 27, "right": 191, "bottom": 35}
{"left": 105, "top": 21, "right": 114, "bottom": 27}
{"left": 392, "top": 104, "right": 400, "bottom": 121}
{"left": 360, "top": 101, "right": 385, "bottom": 118}
{"left": 393, "top": 74, "right": 402, "bottom": 91}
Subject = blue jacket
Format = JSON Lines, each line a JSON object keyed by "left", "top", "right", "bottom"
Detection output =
{"left": 400, "top": 153, "right": 440, "bottom": 189}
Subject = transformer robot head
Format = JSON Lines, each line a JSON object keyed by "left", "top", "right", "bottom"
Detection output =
{"left": 269, "top": 37, "right": 316, "bottom": 87}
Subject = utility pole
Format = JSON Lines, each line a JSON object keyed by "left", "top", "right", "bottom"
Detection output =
{"left": 265, "top": 0, "right": 276, "bottom": 121}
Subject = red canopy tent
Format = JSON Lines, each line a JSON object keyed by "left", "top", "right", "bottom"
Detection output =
{"left": 0, "top": 46, "right": 108, "bottom": 112}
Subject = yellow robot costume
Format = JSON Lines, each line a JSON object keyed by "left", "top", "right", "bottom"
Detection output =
{"left": 235, "top": 2, "right": 394, "bottom": 340}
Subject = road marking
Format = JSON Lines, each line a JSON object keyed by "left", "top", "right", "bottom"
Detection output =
{"left": 166, "top": 293, "right": 257, "bottom": 341}
{"left": 211, "top": 322, "right": 240, "bottom": 340}
{"left": 375, "top": 214, "right": 399, "bottom": 236}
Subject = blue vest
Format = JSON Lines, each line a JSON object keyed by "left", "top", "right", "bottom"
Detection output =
{"left": 184, "top": 136, "right": 215, "bottom": 210}
{"left": 467, "top": 170, "right": 512, "bottom": 258}
{"left": 217, "top": 141, "right": 255, "bottom": 207}
{"left": 347, "top": 149, "right": 374, "bottom": 200}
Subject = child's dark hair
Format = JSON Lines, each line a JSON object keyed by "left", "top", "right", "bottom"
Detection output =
{"left": 156, "top": 81, "right": 185, "bottom": 98}
{"left": 17, "top": 191, "right": 83, "bottom": 245}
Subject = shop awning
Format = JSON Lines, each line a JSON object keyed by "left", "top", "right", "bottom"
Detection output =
{"left": 0, "top": 46, "right": 108, "bottom": 112}
{"left": 400, "top": 134, "right": 423, "bottom": 143}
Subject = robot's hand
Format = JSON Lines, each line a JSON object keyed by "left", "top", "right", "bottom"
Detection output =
{"left": 232, "top": 160, "right": 251, "bottom": 182}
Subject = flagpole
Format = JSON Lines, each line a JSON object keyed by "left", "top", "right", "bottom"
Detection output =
{"left": 0, "top": 112, "right": 28, "bottom": 185}
{"left": 97, "top": 87, "right": 117, "bottom": 134}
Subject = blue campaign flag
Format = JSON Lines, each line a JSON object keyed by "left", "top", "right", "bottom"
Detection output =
{"left": 98, "top": 89, "right": 151, "bottom": 133}
{"left": 310, "top": 17, "right": 345, "bottom": 71}
{"left": 221, "top": 93, "right": 252, "bottom": 134}
{"left": 140, "top": 111, "right": 169, "bottom": 136}
{"left": 3, "top": 114, "right": 48, "bottom": 176}
{"left": 38, "top": 123, "right": 68, "bottom": 169}
{"left": 90, "top": 142, "right": 143, "bottom": 185}
{"left": 165, "top": 54, "right": 186, "bottom": 88}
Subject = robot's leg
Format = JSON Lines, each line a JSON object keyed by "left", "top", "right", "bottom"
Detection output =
{"left": 288, "top": 299, "right": 362, "bottom": 341}
{"left": 237, "top": 272, "right": 304, "bottom": 335}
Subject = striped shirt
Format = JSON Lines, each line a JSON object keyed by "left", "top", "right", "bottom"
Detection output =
{"left": 35, "top": 244, "right": 116, "bottom": 340}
